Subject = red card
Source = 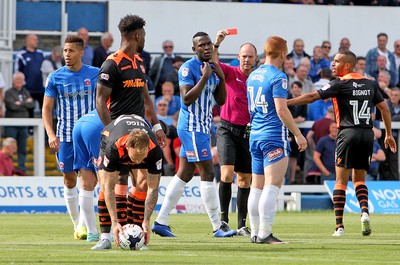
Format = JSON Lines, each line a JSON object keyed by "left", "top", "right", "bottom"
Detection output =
{"left": 227, "top": 28, "right": 238, "bottom": 35}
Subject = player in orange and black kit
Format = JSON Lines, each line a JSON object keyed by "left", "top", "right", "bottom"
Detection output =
{"left": 288, "top": 50, "right": 396, "bottom": 237}
{"left": 96, "top": 114, "right": 162, "bottom": 249}
{"left": 94, "top": 14, "right": 165, "bottom": 250}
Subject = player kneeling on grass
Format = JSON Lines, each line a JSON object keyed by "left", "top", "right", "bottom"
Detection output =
{"left": 92, "top": 114, "right": 163, "bottom": 250}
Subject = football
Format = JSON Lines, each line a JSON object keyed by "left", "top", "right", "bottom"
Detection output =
{"left": 118, "top": 224, "right": 145, "bottom": 250}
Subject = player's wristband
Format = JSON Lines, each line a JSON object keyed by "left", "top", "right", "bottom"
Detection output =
{"left": 213, "top": 43, "right": 220, "bottom": 48}
{"left": 152, "top": 123, "right": 162, "bottom": 133}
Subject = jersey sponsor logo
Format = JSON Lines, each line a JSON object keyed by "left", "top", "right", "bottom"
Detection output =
{"left": 201, "top": 149, "right": 208, "bottom": 157}
{"left": 100, "top": 73, "right": 110, "bottom": 81}
{"left": 120, "top": 65, "right": 132, "bottom": 71}
{"left": 251, "top": 74, "right": 265, "bottom": 82}
{"left": 186, "top": 151, "right": 196, "bottom": 158}
{"left": 123, "top": 78, "right": 145, "bottom": 88}
{"left": 63, "top": 83, "right": 71, "bottom": 87}
{"left": 353, "top": 82, "right": 365, "bottom": 88}
{"left": 236, "top": 78, "right": 243, "bottom": 83}
{"left": 84, "top": 79, "right": 91, "bottom": 86}
{"left": 156, "top": 159, "right": 162, "bottom": 170}
{"left": 282, "top": 78, "right": 288, "bottom": 89}
{"left": 64, "top": 90, "right": 92, "bottom": 99}
{"left": 182, "top": 67, "right": 189, "bottom": 77}
{"left": 267, "top": 148, "right": 283, "bottom": 161}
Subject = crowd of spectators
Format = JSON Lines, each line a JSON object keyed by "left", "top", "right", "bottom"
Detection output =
{"left": 1, "top": 28, "right": 400, "bottom": 182}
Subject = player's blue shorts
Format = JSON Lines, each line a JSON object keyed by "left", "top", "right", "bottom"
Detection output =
{"left": 250, "top": 139, "right": 290, "bottom": 175}
{"left": 73, "top": 120, "right": 103, "bottom": 172}
{"left": 178, "top": 130, "right": 212, "bottom": 162}
{"left": 57, "top": 142, "right": 74, "bottom": 173}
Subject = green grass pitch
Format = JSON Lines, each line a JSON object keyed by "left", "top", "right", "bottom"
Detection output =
{"left": 0, "top": 211, "right": 399, "bottom": 264}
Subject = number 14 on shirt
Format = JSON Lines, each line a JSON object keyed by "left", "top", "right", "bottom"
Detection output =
{"left": 248, "top": 86, "right": 268, "bottom": 114}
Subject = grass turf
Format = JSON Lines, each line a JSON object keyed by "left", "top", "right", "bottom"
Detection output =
{"left": 0, "top": 211, "right": 399, "bottom": 264}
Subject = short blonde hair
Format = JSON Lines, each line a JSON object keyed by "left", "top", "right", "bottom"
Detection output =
{"left": 127, "top": 130, "right": 150, "bottom": 154}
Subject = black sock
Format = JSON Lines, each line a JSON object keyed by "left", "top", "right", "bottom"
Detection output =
{"left": 237, "top": 187, "right": 250, "bottom": 229}
{"left": 219, "top": 181, "right": 232, "bottom": 223}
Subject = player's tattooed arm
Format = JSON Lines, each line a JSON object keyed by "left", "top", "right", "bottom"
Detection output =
{"left": 144, "top": 173, "right": 161, "bottom": 221}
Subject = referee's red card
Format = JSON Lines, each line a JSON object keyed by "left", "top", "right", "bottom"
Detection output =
{"left": 227, "top": 28, "right": 238, "bottom": 35}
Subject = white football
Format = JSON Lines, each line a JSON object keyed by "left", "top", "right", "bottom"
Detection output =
{"left": 119, "top": 224, "right": 145, "bottom": 250}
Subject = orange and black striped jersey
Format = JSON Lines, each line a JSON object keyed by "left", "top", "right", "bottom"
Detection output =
{"left": 97, "top": 50, "right": 147, "bottom": 119}
{"left": 317, "top": 73, "right": 384, "bottom": 129}
{"left": 99, "top": 114, "right": 162, "bottom": 174}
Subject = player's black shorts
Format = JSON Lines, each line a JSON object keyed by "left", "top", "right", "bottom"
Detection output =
{"left": 216, "top": 120, "right": 251, "bottom": 173}
{"left": 336, "top": 127, "right": 374, "bottom": 171}
{"left": 288, "top": 132, "right": 299, "bottom": 158}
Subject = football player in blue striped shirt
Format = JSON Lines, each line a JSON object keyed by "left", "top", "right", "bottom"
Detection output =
{"left": 42, "top": 35, "right": 99, "bottom": 240}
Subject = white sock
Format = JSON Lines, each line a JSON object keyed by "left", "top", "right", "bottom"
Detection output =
{"left": 79, "top": 189, "right": 97, "bottom": 234}
{"left": 248, "top": 187, "right": 262, "bottom": 238}
{"left": 101, "top": 233, "right": 112, "bottom": 241}
{"left": 258, "top": 185, "right": 280, "bottom": 239}
{"left": 200, "top": 181, "right": 221, "bottom": 231}
{"left": 64, "top": 185, "right": 79, "bottom": 228}
{"left": 156, "top": 175, "right": 187, "bottom": 225}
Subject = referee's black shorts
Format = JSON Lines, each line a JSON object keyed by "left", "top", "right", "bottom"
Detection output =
{"left": 336, "top": 127, "right": 374, "bottom": 171}
{"left": 216, "top": 120, "right": 252, "bottom": 173}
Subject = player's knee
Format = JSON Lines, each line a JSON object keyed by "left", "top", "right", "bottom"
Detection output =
{"left": 63, "top": 172, "right": 77, "bottom": 188}
{"left": 237, "top": 173, "right": 251, "bottom": 188}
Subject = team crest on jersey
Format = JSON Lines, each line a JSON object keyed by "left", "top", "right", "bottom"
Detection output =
{"left": 201, "top": 149, "right": 208, "bottom": 157}
{"left": 140, "top": 65, "right": 146, "bottom": 73}
{"left": 267, "top": 148, "right": 283, "bottom": 161}
{"left": 100, "top": 73, "right": 110, "bottom": 81}
{"left": 281, "top": 78, "right": 288, "bottom": 89}
{"left": 84, "top": 79, "right": 91, "bottom": 86}
{"left": 182, "top": 67, "right": 189, "bottom": 77}
{"left": 156, "top": 159, "right": 163, "bottom": 170}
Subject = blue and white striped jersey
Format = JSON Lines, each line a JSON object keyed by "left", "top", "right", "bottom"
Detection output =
{"left": 246, "top": 64, "right": 289, "bottom": 145}
{"left": 45, "top": 64, "right": 99, "bottom": 142}
{"left": 177, "top": 57, "right": 219, "bottom": 134}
